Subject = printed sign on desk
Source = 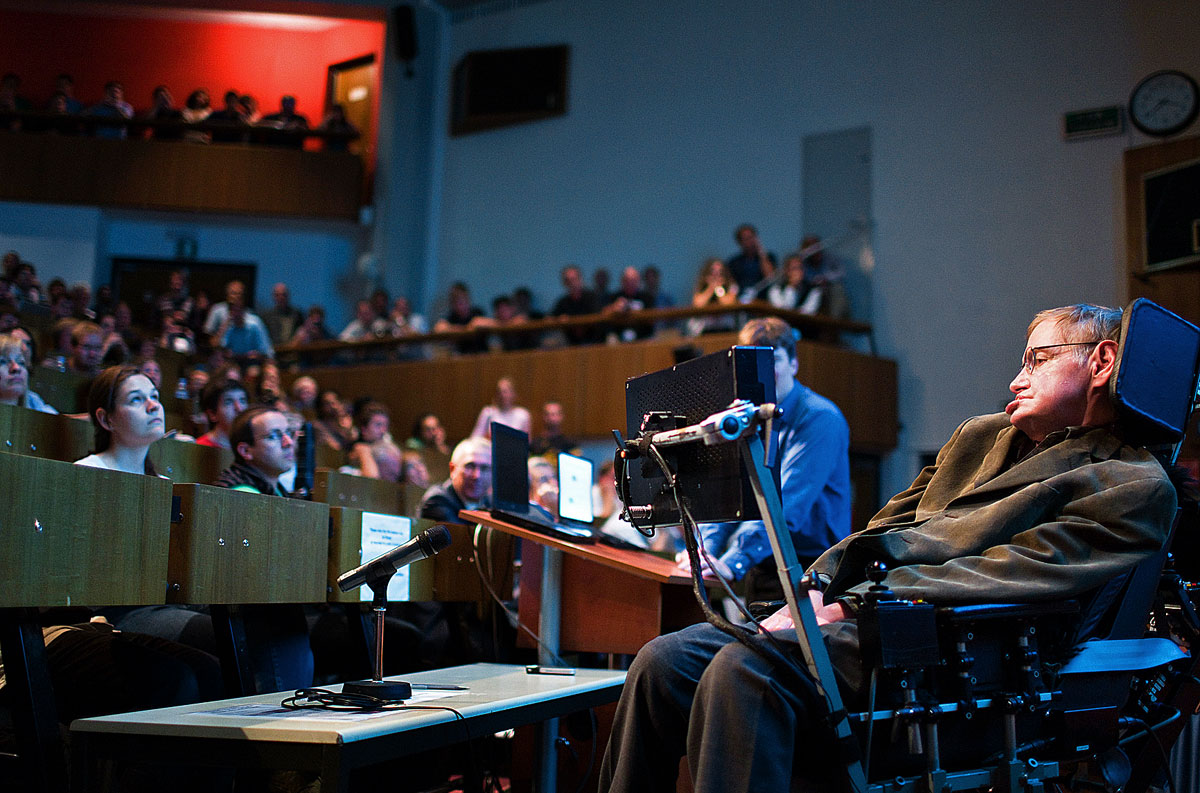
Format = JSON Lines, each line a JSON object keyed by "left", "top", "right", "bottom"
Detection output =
{"left": 358, "top": 512, "right": 412, "bottom": 602}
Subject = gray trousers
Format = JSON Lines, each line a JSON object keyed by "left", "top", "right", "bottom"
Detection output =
{"left": 599, "top": 621, "right": 862, "bottom": 793}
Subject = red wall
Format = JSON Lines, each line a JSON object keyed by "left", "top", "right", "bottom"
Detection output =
{"left": 0, "top": 9, "right": 384, "bottom": 152}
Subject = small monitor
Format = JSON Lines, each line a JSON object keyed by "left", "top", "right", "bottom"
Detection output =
{"left": 490, "top": 422, "right": 531, "bottom": 514}
{"left": 557, "top": 452, "right": 594, "bottom": 525}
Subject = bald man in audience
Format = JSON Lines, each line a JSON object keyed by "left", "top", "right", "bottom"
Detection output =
{"left": 419, "top": 437, "right": 493, "bottom": 522}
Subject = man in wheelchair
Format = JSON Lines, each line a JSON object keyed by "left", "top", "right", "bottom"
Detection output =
{"left": 600, "top": 303, "right": 1195, "bottom": 793}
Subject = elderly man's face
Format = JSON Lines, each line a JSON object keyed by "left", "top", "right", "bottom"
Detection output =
{"left": 1007, "top": 320, "right": 1094, "bottom": 442}
{"left": 451, "top": 447, "right": 491, "bottom": 503}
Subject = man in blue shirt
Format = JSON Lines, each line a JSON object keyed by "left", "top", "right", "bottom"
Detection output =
{"left": 677, "top": 317, "right": 851, "bottom": 602}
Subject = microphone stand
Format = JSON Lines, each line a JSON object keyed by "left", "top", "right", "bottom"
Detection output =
{"left": 342, "top": 566, "right": 413, "bottom": 700}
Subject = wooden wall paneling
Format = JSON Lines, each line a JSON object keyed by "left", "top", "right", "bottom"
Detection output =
{"left": 0, "top": 455, "right": 173, "bottom": 607}
{"left": 525, "top": 347, "right": 585, "bottom": 438}
{"left": 0, "top": 134, "right": 361, "bottom": 220}
{"left": 167, "top": 484, "right": 328, "bottom": 604}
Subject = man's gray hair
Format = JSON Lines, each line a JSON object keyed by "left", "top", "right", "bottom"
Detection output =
{"left": 1028, "top": 304, "right": 1122, "bottom": 344}
{"left": 451, "top": 436, "right": 491, "bottom": 467}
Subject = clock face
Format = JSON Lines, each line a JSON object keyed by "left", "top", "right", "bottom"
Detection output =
{"left": 1130, "top": 70, "right": 1199, "bottom": 137}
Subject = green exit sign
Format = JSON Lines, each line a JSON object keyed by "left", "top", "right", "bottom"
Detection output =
{"left": 1063, "top": 106, "right": 1124, "bottom": 140}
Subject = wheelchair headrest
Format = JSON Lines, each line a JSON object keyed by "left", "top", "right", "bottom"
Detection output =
{"left": 1110, "top": 298, "right": 1200, "bottom": 446}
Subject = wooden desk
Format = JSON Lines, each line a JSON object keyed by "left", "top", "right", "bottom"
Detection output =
{"left": 27, "top": 367, "right": 92, "bottom": 414}
{"left": 312, "top": 467, "right": 405, "bottom": 516}
{"left": 0, "top": 456, "right": 174, "bottom": 793}
{"left": 0, "top": 403, "right": 91, "bottom": 463}
{"left": 149, "top": 437, "right": 232, "bottom": 484}
{"left": 71, "top": 663, "right": 626, "bottom": 793}
{"left": 168, "top": 484, "right": 328, "bottom": 604}
{"left": 460, "top": 510, "right": 705, "bottom": 657}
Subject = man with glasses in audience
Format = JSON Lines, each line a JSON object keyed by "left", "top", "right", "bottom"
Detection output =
{"left": 215, "top": 405, "right": 296, "bottom": 497}
{"left": 601, "top": 303, "right": 1178, "bottom": 793}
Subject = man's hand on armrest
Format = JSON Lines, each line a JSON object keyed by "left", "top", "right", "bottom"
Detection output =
{"left": 760, "top": 588, "right": 849, "bottom": 632}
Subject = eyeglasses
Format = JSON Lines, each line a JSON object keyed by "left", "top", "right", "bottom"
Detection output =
{"left": 1020, "top": 341, "right": 1102, "bottom": 375}
{"left": 256, "top": 428, "right": 297, "bottom": 444}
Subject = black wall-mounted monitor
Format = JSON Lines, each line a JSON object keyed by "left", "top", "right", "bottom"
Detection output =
{"left": 450, "top": 44, "right": 569, "bottom": 136}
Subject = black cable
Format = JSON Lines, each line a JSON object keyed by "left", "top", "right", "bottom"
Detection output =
{"left": 646, "top": 439, "right": 819, "bottom": 700}
{"left": 1124, "top": 716, "right": 1178, "bottom": 793}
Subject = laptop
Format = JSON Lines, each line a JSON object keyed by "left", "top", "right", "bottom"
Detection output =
{"left": 489, "top": 423, "right": 597, "bottom": 543}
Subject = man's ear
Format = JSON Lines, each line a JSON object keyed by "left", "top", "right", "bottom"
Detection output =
{"left": 1091, "top": 339, "right": 1119, "bottom": 387}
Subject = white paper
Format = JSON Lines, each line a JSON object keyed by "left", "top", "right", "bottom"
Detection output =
{"left": 358, "top": 512, "right": 413, "bottom": 602}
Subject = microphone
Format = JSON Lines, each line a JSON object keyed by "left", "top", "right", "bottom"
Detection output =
{"left": 337, "top": 524, "right": 453, "bottom": 592}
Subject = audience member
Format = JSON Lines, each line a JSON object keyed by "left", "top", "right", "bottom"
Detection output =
{"left": 339, "top": 299, "right": 389, "bottom": 341}
{"left": 69, "top": 320, "right": 105, "bottom": 376}
{"left": 405, "top": 412, "right": 450, "bottom": 455}
{"left": 531, "top": 401, "right": 576, "bottom": 456}
{"left": 135, "top": 356, "right": 163, "bottom": 390}
{"left": 22, "top": 366, "right": 224, "bottom": 739}
{"left": 202, "top": 280, "right": 246, "bottom": 338}
{"left": 51, "top": 73, "right": 83, "bottom": 114}
{"left": 479, "top": 295, "right": 535, "bottom": 351}
{"left": 679, "top": 317, "right": 851, "bottom": 602}
{"left": 159, "top": 309, "right": 197, "bottom": 356}
{"left": 470, "top": 377, "right": 531, "bottom": 439}
{"left": 69, "top": 282, "right": 95, "bottom": 320}
{"left": 0, "top": 335, "right": 57, "bottom": 413}
{"left": 688, "top": 258, "right": 739, "bottom": 335}
{"left": 0, "top": 72, "right": 31, "bottom": 112}
{"left": 217, "top": 302, "right": 273, "bottom": 361}
{"left": 212, "top": 405, "right": 315, "bottom": 694}
{"left": 389, "top": 295, "right": 428, "bottom": 338}
{"left": 592, "top": 267, "right": 612, "bottom": 304}
{"left": 237, "top": 94, "right": 261, "bottom": 124}
{"left": 195, "top": 378, "right": 249, "bottom": 449}
{"left": 726, "top": 222, "right": 777, "bottom": 294}
{"left": 289, "top": 305, "right": 333, "bottom": 346}
{"left": 551, "top": 264, "right": 601, "bottom": 345}
{"left": 261, "top": 282, "right": 305, "bottom": 346}
{"left": 419, "top": 437, "right": 493, "bottom": 521}
{"left": 76, "top": 366, "right": 164, "bottom": 473}
{"left": 11, "top": 261, "right": 42, "bottom": 306}
{"left": 289, "top": 375, "right": 318, "bottom": 415}
{"left": 528, "top": 456, "right": 559, "bottom": 516}
{"left": 85, "top": 80, "right": 134, "bottom": 139}
{"left": 317, "top": 103, "right": 358, "bottom": 152}
{"left": 643, "top": 265, "right": 674, "bottom": 308}
{"left": 180, "top": 89, "right": 213, "bottom": 143}
{"left": 261, "top": 95, "right": 309, "bottom": 147}
{"left": 156, "top": 270, "right": 192, "bottom": 318}
{"left": 313, "top": 389, "right": 356, "bottom": 451}
{"left": 766, "top": 252, "right": 818, "bottom": 313}
{"left": 434, "top": 282, "right": 487, "bottom": 354}
{"left": 799, "top": 234, "right": 849, "bottom": 318}
{"left": 348, "top": 401, "right": 403, "bottom": 481}
{"left": 603, "top": 266, "right": 657, "bottom": 340}
{"left": 142, "top": 85, "right": 184, "bottom": 141}
{"left": 207, "top": 90, "right": 246, "bottom": 143}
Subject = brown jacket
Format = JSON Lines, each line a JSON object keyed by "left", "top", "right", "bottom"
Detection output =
{"left": 816, "top": 413, "right": 1176, "bottom": 606}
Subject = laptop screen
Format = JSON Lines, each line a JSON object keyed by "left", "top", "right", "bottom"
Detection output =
{"left": 557, "top": 452, "right": 594, "bottom": 524}
{"left": 490, "top": 422, "right": 532, "bottom": 514}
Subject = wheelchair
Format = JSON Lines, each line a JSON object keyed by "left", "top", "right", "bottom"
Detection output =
{"left": 618, "top": 298, "right": 1200, "bottom": 793}
{"left": 837, "top": 299, "right": 1200, "bottom": 793}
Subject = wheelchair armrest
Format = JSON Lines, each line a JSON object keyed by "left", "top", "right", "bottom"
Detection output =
{"left": 935, "top": 600, "right": 1080, "bottom": 624}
